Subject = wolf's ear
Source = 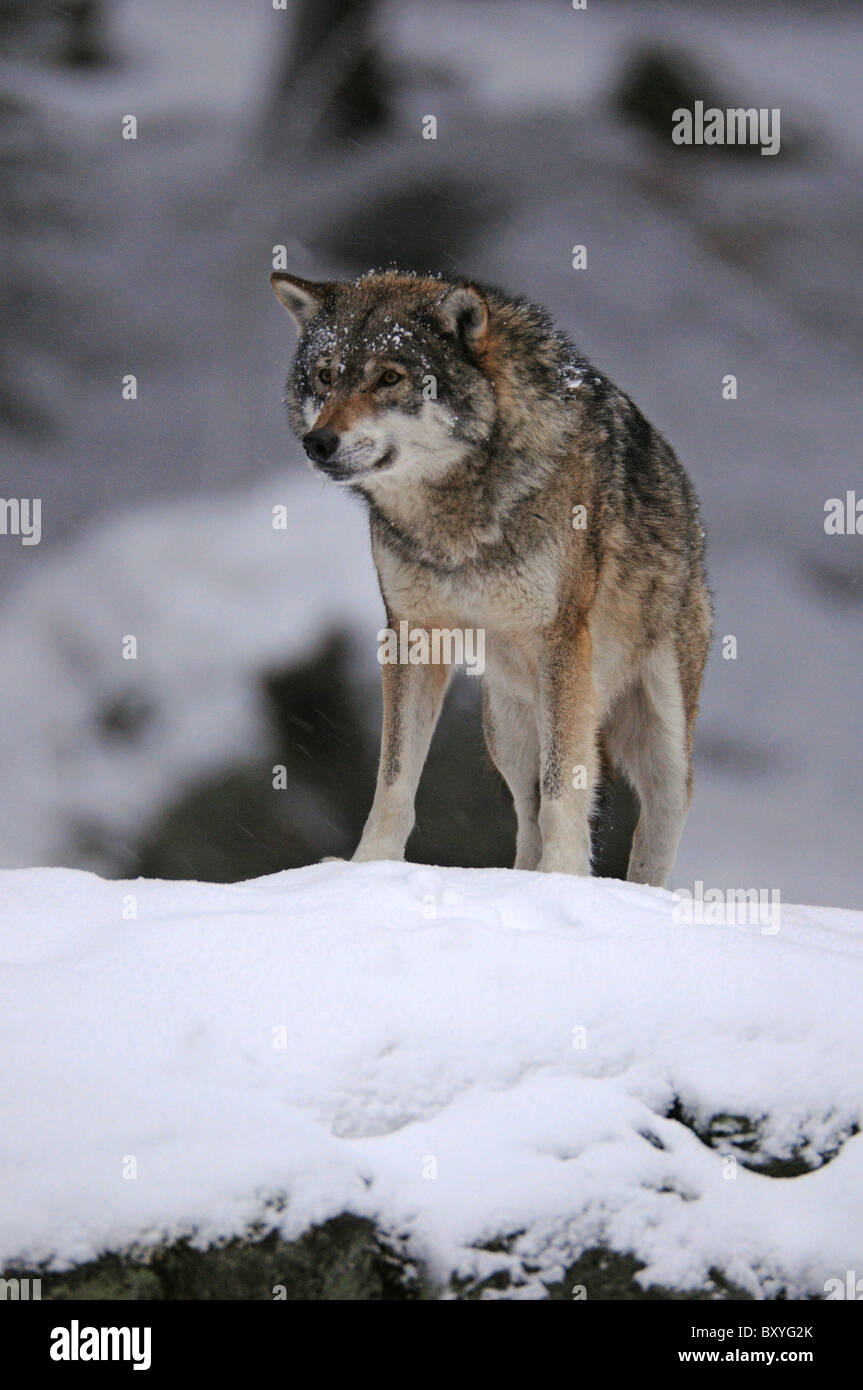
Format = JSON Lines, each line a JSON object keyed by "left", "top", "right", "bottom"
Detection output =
{"left": 435, "top": 284, "right": 488, "bottom": 350}
{"left": 270, "top": 272, "right": 331, "bottom": 329}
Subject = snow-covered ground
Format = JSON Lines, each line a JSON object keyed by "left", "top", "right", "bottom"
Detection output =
{"left": 2, "top": 861, "right": 862, "bottom": 1297}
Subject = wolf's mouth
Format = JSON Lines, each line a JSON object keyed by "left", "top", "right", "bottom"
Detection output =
{"left": 330, "top": 447, "right": 396, "bottom": 481}
{"left": 371, "top": 446, "right": 396, "bottom": 471}
{"left": 316, "top": 446, "right": 396, "bottom": 483}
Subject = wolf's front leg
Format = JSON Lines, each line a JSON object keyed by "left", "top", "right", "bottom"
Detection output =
{"left": 353, "top": 654, "right": 451, "bottom": 862}
{"left": 535, "top": 621, "right": 599, "bottom": 876}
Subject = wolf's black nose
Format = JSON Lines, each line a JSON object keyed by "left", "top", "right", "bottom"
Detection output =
{"left": 302, "top": 428, "right": 339, "bottom": 464}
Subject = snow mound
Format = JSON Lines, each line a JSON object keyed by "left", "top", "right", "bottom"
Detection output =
{"left": 1, "top": 862, "right": 862, "bottom": 1297}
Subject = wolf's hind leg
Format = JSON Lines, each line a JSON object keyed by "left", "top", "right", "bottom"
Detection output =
{"left": 354, "top": 655, "right": 450, "bottom": 862}
{"left": 482, "top": 683, "right": 542, "bottom": 870}
{"left": 604, "top": 644, "right": 690, "bottom": 889}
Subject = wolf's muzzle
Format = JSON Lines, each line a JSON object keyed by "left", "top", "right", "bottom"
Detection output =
{"left": 302, "top": 428, "right": 339, "bottom": 466}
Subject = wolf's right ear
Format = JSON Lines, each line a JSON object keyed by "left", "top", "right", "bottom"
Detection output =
{"left": 270, "top": 273, "right": 331, "bottom": 329}
{"left": 434, "top": 284, "right": 489, "bottom": 351}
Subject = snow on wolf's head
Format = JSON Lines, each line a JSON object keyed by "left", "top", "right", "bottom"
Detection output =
{"left": 271, "top": 269, "right": 496, "bottom": 495}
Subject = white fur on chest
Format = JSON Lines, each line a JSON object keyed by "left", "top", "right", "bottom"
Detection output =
{"left": 375, "top": 545, "right": 559, "bottom": 633}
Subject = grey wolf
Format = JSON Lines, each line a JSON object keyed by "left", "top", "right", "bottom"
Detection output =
{"left": 271, "top": 269, "right": 711, "bottom": 886}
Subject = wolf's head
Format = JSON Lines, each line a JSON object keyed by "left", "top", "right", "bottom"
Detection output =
{"left": 271, "top": 270, "right": 497, "bottom": 491}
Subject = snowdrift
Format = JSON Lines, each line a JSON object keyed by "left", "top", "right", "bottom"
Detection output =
{"left": 1, "top": 861, "right": 862, "bottom": 1299}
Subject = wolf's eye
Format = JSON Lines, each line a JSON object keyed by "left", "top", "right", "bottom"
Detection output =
{"left": 317, "top": 366, "right": 333, "bottom": 386}
{"left": 377, "top": 369, "right": 402, "bottom": 388}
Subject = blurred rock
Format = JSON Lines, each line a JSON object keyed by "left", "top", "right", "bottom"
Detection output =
{"left": 615, "top": 46, "right": 794, "bottom": 159}
{"left": 0, "top": 0, "right": 112, "bottom": 68}
{"left": 269, "top": 0, "right": 391, "bottom": 151}
{"left": 314, "top": 174, "right": 506, "bottom": 275}
{"left": 132, "top": 633, "right": 377, "bottom": 881}
{"left": 57, "top": 0, "right": 111, "bottom": 70}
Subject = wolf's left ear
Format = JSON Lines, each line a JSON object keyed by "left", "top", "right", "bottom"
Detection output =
{"left": 435, "top": 284, "right": 489, "bottom": 350}
{"left": 270, "top": 272, "right": 332, "bottom": 329}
